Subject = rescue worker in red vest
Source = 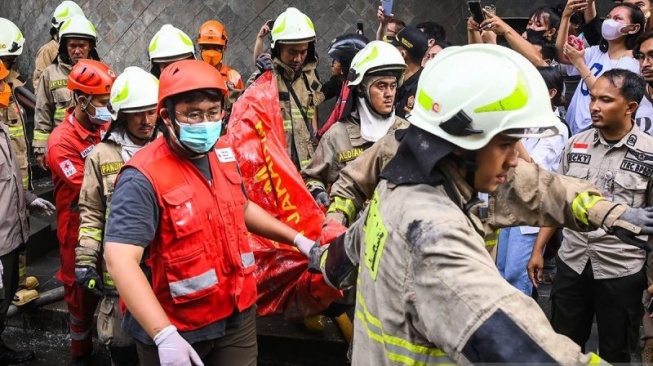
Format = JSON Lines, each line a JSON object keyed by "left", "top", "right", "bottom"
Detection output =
{"left": 103, "top": 59, "right": 316, "bottom": 366}
{"left": 46, "top": 59, "right": 116, "bottom": 366}
{"left": 148, "top": 24, "right": 195, "bottom": 78}
{"left": 34, "top": 15, "right": 99, "bottom": 171}
{"left": 302, "top": 41, "right": 408, "bottom": 208}
{"left": 76, "top": 66, "right": 158, "bottom": 366}
{"left": 309, "top": 44, "right": 653, "bottom": 364}
{"left": 269, "top": 7, "right": 325, "bottom": 170}
{"left": 33, "top": 1, "right": 85, "bottom": 90}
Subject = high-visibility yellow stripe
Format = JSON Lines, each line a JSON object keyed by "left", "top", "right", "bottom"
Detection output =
{"left": 103, "top": 272, "right": 115, "bottom": 287}
{"left": 283, "top": 119, "right": 292, "bottom": 132}
{"left": 54, "top": 109, "right": 66, "bottom": 120}
{"left": 571, "top": 192, "right": 604, "bottom": 226}
{"left": 327, "top": 196, "right": 357, "bottom": 225}
{"left": 355, "top": 291, "right": 453, "bottom": 365}
{"left": 484, "top": 229, "right": 499, "bottom": 248}
{"left": 33, "top": 131, "right": 50, "bottom": 141}
{"left": 588, "top": 353, "right": 609, "bottom": 365}
{"left": 22, "top": 176, "right": 28, "bottom": 189}
{"left": 8, "top": 126, "right": 24, "bottom": 138}
{"left": 79, "top": 227, "right": 103, "bottom": 242}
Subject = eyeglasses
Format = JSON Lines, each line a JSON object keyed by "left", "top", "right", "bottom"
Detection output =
{"left": 175, "top": 109, "right": 221, "bottom": 123}
{"left": 634, "top": 52, "right": 653, "bottom": 63}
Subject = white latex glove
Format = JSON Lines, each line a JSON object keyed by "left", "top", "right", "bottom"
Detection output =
{"left": 29, "top": 197, "right": 56, "bottom": 216}
{"left": 294, "top": 234, "right": 315, "bottom": 257}
{"left": 153, "top": 325, "right": 203, "bottom": 366}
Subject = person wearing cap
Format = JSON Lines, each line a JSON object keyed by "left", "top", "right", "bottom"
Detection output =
{"left": 317, "top": 33, "right": 369, "bottom": 138}
{"left": 75, "top": 66, "right": 158, "bottom": 366}
{"left": 46, "top": 59, "right": 116, "bottom": 365}
{"left": 308, "top": 44, "right": 653, "bottom": 364}
{"left": 302, "top": 41, "right": 408, "bottom": 209}
{"left": 527, "top": 69, "right": 652, "bottom": 364}
{"left": 33, "top": 1, "right": 85, "bottom": 90}
{"left": 266, "top": 7, "right": 325, "bottom": 170}
{"left": 34, "top": 14, "right": 99, "bottom": 171}
{"left": 103, "top": 59, "right": 317, "bottom": 366}
{"left": 384, "top": 26, "right": 428, "bottom": 119}
{"left": 0, "top": 60, "right": 55, "bottom": 365}
{"left": 148, "top": 24, "right": 195, "bottom": 78}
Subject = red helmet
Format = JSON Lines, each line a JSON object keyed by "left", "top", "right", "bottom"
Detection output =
{"left": 67, "top": 59, "right": 116, "bottom": 95}
{"left": 197, "top": 20, "right": 228, "bottom": 46}
{"left": 157, "top": 59, "right": 228, "bottom": 115}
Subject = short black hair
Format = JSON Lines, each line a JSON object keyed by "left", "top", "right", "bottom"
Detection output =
{"left": 537, "top": 66, "right": 565, "bottom": 107}
{"left": 416, "top": 21, "right": 446, "bottom": 43}
{"left": 529, "top": 36, "right": 556, "bottom": 63}
{"left": 634, "top": 29, "right": 653, "bottom": 54}
{"left": 600, "top": 68, "right": 645, "bottom": 103}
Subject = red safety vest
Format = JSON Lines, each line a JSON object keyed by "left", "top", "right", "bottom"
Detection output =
{"left": 125, "top": 138, "right": 257, "bottom": 331}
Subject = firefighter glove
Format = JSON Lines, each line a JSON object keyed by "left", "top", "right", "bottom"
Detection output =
{"left": 75, "top": 265, "right": 104, "bottom": 297}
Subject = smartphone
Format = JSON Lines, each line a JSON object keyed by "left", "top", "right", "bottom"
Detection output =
{"left": 266, "top": 20, "right": 275, "bottom": 30}
{"left": 382, "top": 0, "right": 394, "bottom": 16}
{"left": 567, "top": 35, "right": 584, "bottom": 51}
{"left": 468, "top": 1, "right": 485, "bottom": 24}
{"left": 356, "top": 22, "right": 364, "bottom": 36}
{"left": 648, "top": 297, "right": 653, "bottom": 313}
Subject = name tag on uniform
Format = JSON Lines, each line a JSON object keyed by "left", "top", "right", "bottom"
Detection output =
{"left": 216, "top": 148, "right": 236, "bottom": 163}
{"left": 80, "top": 145, "right": 94, "bottom": 158}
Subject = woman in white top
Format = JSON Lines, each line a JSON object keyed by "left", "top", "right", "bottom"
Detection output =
{"left": 557, "top": 1, "right": 645, "bottom": 135}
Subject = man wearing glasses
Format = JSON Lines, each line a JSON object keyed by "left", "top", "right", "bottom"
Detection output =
{"left": 103, "top": 59, "right": 316, "bottom": 366}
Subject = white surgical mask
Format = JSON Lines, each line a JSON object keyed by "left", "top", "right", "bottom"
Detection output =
{"left": 601, "top": 18, "right": 629, "bottom": 41}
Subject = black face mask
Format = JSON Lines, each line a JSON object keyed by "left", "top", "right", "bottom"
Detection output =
{"left": 525, "top": 29, "right": 547, "bottom": 41}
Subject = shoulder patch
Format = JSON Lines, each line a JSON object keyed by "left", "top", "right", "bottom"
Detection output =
{"left": 59, "top": 159, "right": 77, "bottom": 178}
{"left": 100, "top": 162, "right": 124, "bottom": 176}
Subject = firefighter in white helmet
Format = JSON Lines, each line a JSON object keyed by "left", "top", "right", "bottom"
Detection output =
{"left": 268, "top": 7, "right": 325, "bottom": 170}
{"left": 75, "top": 66, "right": 158, "bottom": 366}
{"left": 309, "top": 44, "right": 653, "bottom": 365}
{"left": 148, "top": 24, "right": 195, "bottom": 77}
{"left": 33, "top": 1, "right": 85, "bottom": 90}
{"left": 302, "top": 41, "right": 408, "bottom": 208}
{"left": 33, "top": 14, "right": 98, "bottom": 171}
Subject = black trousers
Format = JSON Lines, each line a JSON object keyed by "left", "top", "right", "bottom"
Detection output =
{"left": 0, "top": 248, "right": 19, "bottom": 336}
{"left": 551, "top": 256, "right": 646, "bottom": 363}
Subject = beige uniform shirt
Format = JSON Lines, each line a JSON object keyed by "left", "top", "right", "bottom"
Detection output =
{"left": 327, "top": 130, "right": 403, "bottom": 226}
{"left": 33, "top": 39, "right": 59, "bottom": 90}
{"left": 0, "top": 70, "right": 29, "bottom": 188}
{"left": 341, "top": 159, "right": 611, "bottom": 365}
{"left": 77, "top": 140, "right": 125, "bottom": 294}
{"left": 33, "top": 60, "right": 74, "bottom": 154}
{"left": 273, "top": 58, "right": 324, "bottom": 170}
{"left": 302, "top": 115, "right": 408, "bottom": 193}
{"left": 558, "top": 126, "right": 652, "bottom": 279}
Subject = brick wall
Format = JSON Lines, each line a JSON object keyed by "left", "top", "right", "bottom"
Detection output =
{"left": 4, "top": 0, "right": 615, "bottom": 90}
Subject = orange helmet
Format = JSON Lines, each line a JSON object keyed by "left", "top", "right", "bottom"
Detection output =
{"left": 157, "top": 59, "right": 228, "bottom": 115}
{"left": 68, "top": 59, "right": 116, "bottom": 95}
{"left": 197, "top": 20, "right": 228, "bottom": 47}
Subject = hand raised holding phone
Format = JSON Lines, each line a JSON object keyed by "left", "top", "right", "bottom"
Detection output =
{"left": 563, "top": 0, "right": 589, "bottom": 18}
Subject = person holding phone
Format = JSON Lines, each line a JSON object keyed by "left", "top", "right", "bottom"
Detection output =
{"left": 556, "top": 1, "right": 644, "bottom": 135}
{"left": 375, "top": 3, "right": 405, "bottom": 40}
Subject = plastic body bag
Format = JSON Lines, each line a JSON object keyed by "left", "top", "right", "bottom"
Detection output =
{"left": 224, "top": 71, "right": 343, "bottom": 319}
